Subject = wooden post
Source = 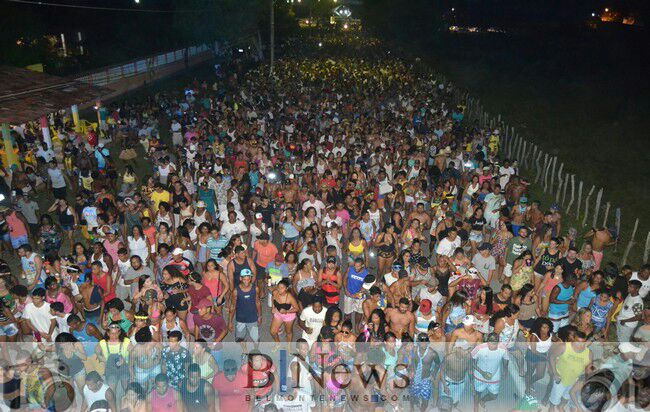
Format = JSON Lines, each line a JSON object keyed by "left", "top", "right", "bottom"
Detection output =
{"left": 498, "top": 114, "right": 501, "bottom": 122}
{"left": 601, "top": 202, "right": 611, "bottom": 228}
{"left": 566, "top": 175, "right": 575, "bottom": 215}
{"left": 592, "top": 188, "right": 603, "bottom": 228}
{"left": 561, "top": 172, "right": 569, "bottom": 206}
{"left": 555, "top": 163, "right": 564, "bottom": 202}
{"left": 614, "top": 208, "right": 621, "bottom": 251}
{"left": 644, "top": 232, "right": 650, "bottom": 263}
{"left": 543, "top": 154, "right": 551, "bottom": 192}
{"left": 520, "top": 141, "right": 527, "bottom": 169}
{"left": 534, "top": 151, "right": 543, "bottom": 183}
{"left": 581, "top": 185, "right": 595, "bottom": 226}
{"left": 621, "top": 218, "right": 639, "bottom": 266}
{"left": 576, "top": 180, "right": 584, "bottom": 221}
{"left": 549, "top": 157, "right": 557, "bottom": 194}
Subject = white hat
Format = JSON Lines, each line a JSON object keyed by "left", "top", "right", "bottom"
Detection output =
{"left": 468, "top": 267, "right": 479, "bottom": 278}
{"left": 493, "top": 129, "right": 500, "bottom": 135}
{"left": 255, "top": 213, "right": 263, "bottom": 220}
{"left": 462, "top": 315, "right": 476, "bottom": 327}
{"left": 619, "top": 342, "right": 641, "bottom": 354}
{"left": 172, "top": 248, "right": 184, "bottom": 255}
{"left": 189, "top": 145, "right": 196, "bottom": 151}
{"left": 195, "top": 200, "right": 207, "bottom": 208}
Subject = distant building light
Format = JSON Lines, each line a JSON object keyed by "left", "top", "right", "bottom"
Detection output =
{"left": 451, "top": 8, "right": 455, "bottom": 12}
{"left": 318, "top": 42, "right": 323, "bottom": 47}
{"left": 592, "top": 12, "right": 596, "bottom": 17}
{"left": 605, "top": 8, "right": 609, "bottom": 12}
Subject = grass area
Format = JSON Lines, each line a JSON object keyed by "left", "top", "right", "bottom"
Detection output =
{"left": 422, "top": 27, "right": 649, "bottom": 267}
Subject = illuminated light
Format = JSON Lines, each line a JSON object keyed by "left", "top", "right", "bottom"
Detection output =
{"left": 134, "top": 0, "right": 140, "bottom": 3}
{"left": 318, "top": 42, "right": 323, "bottom": 47}
{"left": 451, "top": 8, "right": 455, "bottom": 12}
{"left": 343, "top": 23, "right": 349, "bottom": 29}
{"left": 238, "top": 48, "right": 244, "bottom": 53}
{"left": 592, "top": 12, "right": 596, "bottom": 17}
{"left": 0, "top": 194, "right": 5, "bottom": 202}
{"left": 605, "top": 8, "right": 609, "bottom": 12}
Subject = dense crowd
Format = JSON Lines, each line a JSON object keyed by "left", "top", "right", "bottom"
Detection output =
{"left": 0, "top": 35, "right": 648, "bottom": 412}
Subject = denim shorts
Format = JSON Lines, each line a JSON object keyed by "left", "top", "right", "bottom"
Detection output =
{"left": 0, "top": 323, "right": 19, "bottom": 337}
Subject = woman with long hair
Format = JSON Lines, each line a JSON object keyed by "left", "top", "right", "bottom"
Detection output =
{"left": 574, "top": 270, "right": 604, "bottom": 310}
{"left": 510, "top": 250, "right": 535, "bottom": 293}
{"left": 293, "top": 258, "right": 318, "bottom": 309}
{"left": 202, "top": 259, "right": 229, "bottom": 313}
{"left": 441, "top": 291, "right": 469, "bottom": 336}
{"left": 514, "top": 283, "right": 539, "bottom": 330}
{"left": 347, "top": 227, "right": 368, "bottom": 265}
{"left": 537, "top": 264, "right": 564, "bottom": 316}
{"left": 471, "top": 286, "right": 496, "bottom": 334}
{"left": 490, "top": 218, "right": 513, "bottom": 278}
{"left": 491, "top": 304, "right": 525, "bottom": 376}
{"left": 160, "top": 265, "right": 189, "bottom": 321}
{"left": 318, "top": 257, "right": 342, "bottom": 307}
{"left": 525, "top": 317, "right": 554, "bottom": 395}
{"left": 375, "top": 223, "right": 399, "bottom": 276}
{"left": 270, "top": 278, "right": 299, "bottom": 344}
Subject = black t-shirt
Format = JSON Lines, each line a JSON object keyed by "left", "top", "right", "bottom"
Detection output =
{"left": 467, "top": 216, "right": 487, "bottom": 232}
{"left": 559, "top": 257, "right": 583, "bottom": 278}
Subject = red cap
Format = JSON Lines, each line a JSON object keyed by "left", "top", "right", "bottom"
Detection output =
{"left": 419, "top": 299, "right": 432, "bottom": 313}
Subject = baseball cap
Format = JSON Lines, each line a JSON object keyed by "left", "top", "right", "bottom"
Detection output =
{"left": 462, "top": 315, "right": 476, "bottom": 327}
{"left": 468, "top": 267, "right": 480, "bottom": 277}
{"left": 274, "top": 253, "right": 284, "bottom": 263}
{"left": 419, "top": 299, "right": 432, "bottom": 313}
{"left": 240, "top": 268, "right": 253, "bottom": 278}
{"left": 255, "top": 212, "right": 263, "bottom": 220}
{"left": 520, "top": 196, "right": 528, "bottom": 204}
{"left": 326, "top": 256, "right": 337, "bottom": 264}
{"left": 392, "top": 264, "right": 402, "bottom": 271}
{"left": 478, "top": 242, "right": 492, "bottom": 251}
{"left": 362, "top": 274, "right": 376, "bottom": 290}
{"left": 195, "top": 200, "right": 207, "bottom": 208}
{"left": 172, "top": 248, "right": 184, "bottom": 255}
{"left": 417, "top": 256, "right": 430, "bottom": 268}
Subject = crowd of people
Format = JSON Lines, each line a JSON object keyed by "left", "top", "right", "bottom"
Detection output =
{"left": 0, "top": 33, "right": 648, "bottom": 412}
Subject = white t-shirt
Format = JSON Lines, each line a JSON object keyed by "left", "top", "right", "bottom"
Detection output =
{"left": 630, "top": 273, "right": 650, "bottom": 299}
{"left": 471, "top": 343, "right": 509, "bottom": 383}
{"left": 619, "top": 294, "right": 644, "bottom": 328}
{"left": 220, "top": 220, "right": 247, "bottom": 240}
{"left": 300, "top": 306, "right": 326, "bottom": 346}
{"left": 498, "top": 166, "right": 515, "bottom": 188}
{"left": 436, "top": 237, "right": 461, "bottom": 257}
{"left": 302, "top": 200, "right": 326, "bottom": 218}
{"left": 23, "top": 301, "right": 54, "bottom": 334}
{"left": 48, "top": 167, "right": 66, "bottom": 188}
{"left": 419, "top": 289, "right": 446, "bottom": 312}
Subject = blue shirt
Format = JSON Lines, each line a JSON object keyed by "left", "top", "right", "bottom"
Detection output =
{"left": 346, "top": 266, "right": 368, "bottom": 296}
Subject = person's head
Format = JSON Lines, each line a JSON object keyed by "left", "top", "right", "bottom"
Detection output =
{"left": 106, "top": 298, "right": 125, "bottom": 318}
{"left": 517, "top": 226, "right": 529, "bottom": 239}
{"left": 499, "top": 284, "right": 513, "bottom": 299}
{"left": 187, "top": 363, "right": 201, "bottom": 386}
{"left": 486, "top": 332, "right": 499, "bottom": 350}
{"left": 125, "top": 382, "right": 145, "bottom": 403}
{"left": 354, "top": 257, "right": 364, "bottom": 271}
{"left": 167, "top": 330, "right": 183, "bottom": 348}
{"left": 566, "top": 247, "right": 578, "bottom": 261}
{"left": 398, "top": 297, "right": 410, "bottom": 314}
{"left": 86, "top": 371, "right": 103, "bottom": 392}
{"left": 17, "top": 244, "right": 32, "bottom": 257}
{"left": 222, "top": 359, "right": 238, "bottom": 380}
{"left": 31, "top": 287, "right": 46, "bottom": 304}
{"left": 154, "top": 373, "right": 169, "bottom": 394}
{"left": 628, "top": 279, "right": 642, "bottom": 296}
{"left": 240, "top": 268, "right": 253, "bottom": 286}
{"left": 325, "top": 305, "right": 342, "bottom": 327}
{"left": 49, "top": 301, "right": 65, "bottom": 316}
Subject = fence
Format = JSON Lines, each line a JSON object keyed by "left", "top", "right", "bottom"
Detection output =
{"left": 75, "top": 43, "right": 217, "bottom": 87}
{"left": 458, "top": 94, "right": 649, "bottom": 267}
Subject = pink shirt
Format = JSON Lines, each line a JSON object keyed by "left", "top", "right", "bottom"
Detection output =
{"left": 6, "top": 211, "right": 27, "bottom": 238}
{"left": 46, "top": 291, "right": 73, "bottom": 314}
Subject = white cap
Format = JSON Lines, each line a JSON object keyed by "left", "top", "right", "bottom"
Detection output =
{"left": 172, "top": 248, "right": 184, "bottom": 255}
{"left": 189, "top": 145, "right": 196, "bottom": 151}
{"left": 462, "top": 315, "right": 476, "bottom": 327}
{"left": 619, "top": 342, "right": 641, "bottom": 354}
{"left": 255, "top": 213, "right": 263, "bottom": 219}
{"left": 468, "top": 267, "right": 479, "bottom": 277}
{"left": 195, "top": 201, "right": 206, "bottom": 208}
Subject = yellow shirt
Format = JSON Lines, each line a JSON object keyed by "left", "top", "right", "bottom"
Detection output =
{"left": 150, "top": 190, "right": 170, "bottom": 212}
{"left": 557, "top": 344, "right": 590, "bottom": 386}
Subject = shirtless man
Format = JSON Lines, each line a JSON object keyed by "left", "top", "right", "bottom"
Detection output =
{"left": 439, "top": 346, "right": 472, "bottom": 409}
{"left": 362, "top": 286, "right": 388, "bottom": 321}
{"left": 385, "top": 298, "right": 416, "bottom": 338}
{"left": 583, "top": 227, "right": 617, "bottom": 271}
{"left": 408, "top": 202, "right": 432, "bottom": 232}
{"left": 389, "top": 270, "right": 412, "bottom": 307}
{"left": 525, "top": 200, "right": 544, "bottom": 230}
{"left": 448, "top": 315, "right": 483, "bottom": 352}
{"left": 510, "top": 196, "right": 529, "bottom": 236}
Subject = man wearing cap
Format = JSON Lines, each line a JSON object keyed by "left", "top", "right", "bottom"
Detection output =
{"left": 228, "top": 268, "right": 261, "bottom": 344}
{"left": 411, "top": 256, "right": 432, "bottom": 301}
{"left": 94, "top": 143, "right": 111, "bottom": 171}
{"left": 472, "top": 243, "right": 497, "bottom": 284}
{"left": 511, "top": 196, "right": 529, "bottom": 237}
{"left": 449, "top": 315, "right": 483, "bottom": 351}
{"left": 383, "top": 263, "right": 402, "bottom": 287}
{"left": 168, "top": 248, "right": 194, "bottom": 277}
{"left": 193, "top": 297, "right": 227, "bottom": 343}
{"left": 471, "top": 332, "right": 509, "bottom": 411}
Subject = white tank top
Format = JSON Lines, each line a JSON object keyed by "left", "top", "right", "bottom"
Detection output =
{"left": 531, "top": 333, "right": 553, "bottom": 354}
{"left": 83, "top": 383, "right": 109, "bottom": 409}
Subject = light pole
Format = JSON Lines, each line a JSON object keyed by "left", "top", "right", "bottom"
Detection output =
{"left": 270, "top": 0, "right": 275, "bottom": 75}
